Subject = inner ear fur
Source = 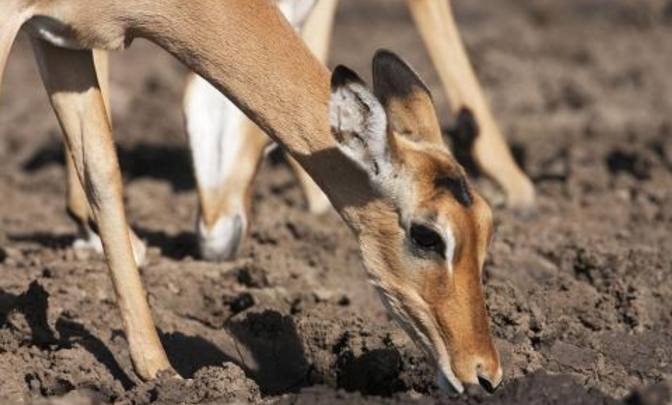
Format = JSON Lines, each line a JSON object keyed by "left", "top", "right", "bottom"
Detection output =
{"left": 372, "top": 50, "right": 443, "bottom": 146}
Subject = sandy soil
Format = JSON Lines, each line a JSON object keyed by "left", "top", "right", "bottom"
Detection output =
{"left": 1, "top": 0, "right": 671, "bottom": 403}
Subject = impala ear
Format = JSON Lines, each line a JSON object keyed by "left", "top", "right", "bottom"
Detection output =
{"left": 330, "top": 65, "right": 396, "bottom": 181}
{"left": 372, "top": 50, "right": 443, "bottom": 146}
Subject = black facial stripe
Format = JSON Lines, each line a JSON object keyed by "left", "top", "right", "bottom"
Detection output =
{"left": 435, "top": 176, "right": 473, "bottom": 207}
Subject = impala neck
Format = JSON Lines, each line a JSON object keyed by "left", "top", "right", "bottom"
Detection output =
{"left": 128, "top": 0, "right": 378, "bottom": 230}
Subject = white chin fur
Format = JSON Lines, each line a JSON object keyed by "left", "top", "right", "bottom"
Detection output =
{"left": 198, "top": 214, "right": 246, "bottom": 262}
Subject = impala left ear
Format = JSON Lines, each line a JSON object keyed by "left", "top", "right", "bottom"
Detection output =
{"left": 372, "top": 50, "right": 443, "bottom": 146}
{"left": 330, "top": 65, "right": 396, "bottom": 182}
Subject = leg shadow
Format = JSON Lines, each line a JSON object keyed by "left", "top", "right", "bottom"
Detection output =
{"left": 0, "top": 281, "right": 134, "bottom": 389}
{"left": 160, "top": 331, "right": 235, "bottom": 378}
{"left": 8, "top": 232, "right": 75, "bottom": 250}
{"left": 55, "top": 317, "right": 135, "bottom": 390}
{"left": 21, "top": 139, "right": 195, "bottom": 192}
{"left": 227, "top": 310, "right": 310, "bottom": 396}
{"left": 134, "top": 226, "right": 197, "bottom": 260}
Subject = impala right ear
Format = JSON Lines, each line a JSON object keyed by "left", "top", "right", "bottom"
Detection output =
{"left": 372, "top": 50, "right": 443, "bottom": 146}
{"left": 330, "top": 65, "right": 395, "bottom": 180}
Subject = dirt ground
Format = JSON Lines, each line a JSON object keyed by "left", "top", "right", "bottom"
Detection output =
{"left": 1, "top": 0, "right": 672, "bottom": 403}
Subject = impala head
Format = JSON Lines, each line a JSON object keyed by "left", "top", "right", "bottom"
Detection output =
{"left": 329, "top": 50, "right": 501, "bottom": 394}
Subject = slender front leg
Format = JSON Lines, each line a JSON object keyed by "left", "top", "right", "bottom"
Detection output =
{"left": 64, "top": 50, "right": 105, "bottom": 254}
{"left": 184, "top": 74, "right": 268, "bottom": 261}
{"left": 64, "top": 48, "right": 147, "bottom": 265}
{"left": 31, "top": 39, "right": 171, "bottom": 380}
{"left": 405, "top": 0, "right": 535, "bottom": 208}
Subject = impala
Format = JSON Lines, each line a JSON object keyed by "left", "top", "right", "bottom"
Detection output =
{"left": 0, "top": 0, "right": 521, "bottom": 394}
{"left": 61, "top": 0, "right": 535, "bottom": 263}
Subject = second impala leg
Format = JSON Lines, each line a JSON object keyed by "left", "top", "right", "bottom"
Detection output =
{"left": 184, "top": 74, "right": 269, "bottom": 261}
{"left": 182, "top": 0, "right": 335, "bottom": 262}
{"left": 406, "top": 0, "right": 535, "bottom": 208}
{"left": 64, "top": 49, "right": 147, "bottom": 265}
{"left": 31, "top": 39, "right": 170, "bottom": 380}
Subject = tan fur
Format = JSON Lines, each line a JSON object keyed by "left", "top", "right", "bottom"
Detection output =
{"left": 1, "top": 0, "right": 502, "bottom": 391}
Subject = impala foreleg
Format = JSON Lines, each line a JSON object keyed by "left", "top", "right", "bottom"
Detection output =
{"left": 405, "top": 0, "right": 535, "bottom": 208}
{"left": 64, "top": 48, "right": 147, "bottom": 265}
{"left": 31, "top": 39, "right": 171, "bottom": 380}
{"left": 184, "top": 74, "right": 268, "bottom": 261}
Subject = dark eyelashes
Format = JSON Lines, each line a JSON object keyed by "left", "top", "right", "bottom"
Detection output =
{"left": 409, "top": 223, "right": 446, "bottom": 259}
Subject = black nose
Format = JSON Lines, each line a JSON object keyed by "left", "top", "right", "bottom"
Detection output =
{"left": 478, "top": 376, "right": 498, "bottom": 393}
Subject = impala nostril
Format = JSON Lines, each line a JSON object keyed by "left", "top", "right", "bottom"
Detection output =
{"left": 478, "top": 376, "right": 497, "bottom": 394}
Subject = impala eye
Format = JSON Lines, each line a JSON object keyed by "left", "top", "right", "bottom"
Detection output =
{"left": 409, "top": 224, "right": 446, "bottom": 258}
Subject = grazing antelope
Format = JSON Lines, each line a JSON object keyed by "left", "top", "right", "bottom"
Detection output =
{"left": 63, "top": 0, "right": 535, "bottom": 262}
{"left": 1, "top": 0, "right": 509, "bottom": 394}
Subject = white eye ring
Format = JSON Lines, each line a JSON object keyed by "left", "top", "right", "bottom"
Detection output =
{"left": 444, "top": 226, "right": 456, "bottom": 270}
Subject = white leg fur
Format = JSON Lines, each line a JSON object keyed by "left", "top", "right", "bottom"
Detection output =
{"left": 183, "top": 0, "right": 325, "bottom": 261}
{"left": 183, "top": 74, "right": 254, "bottom": 261}
{"left": 184, "top": 75, "right": 247, "bottom": 192}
